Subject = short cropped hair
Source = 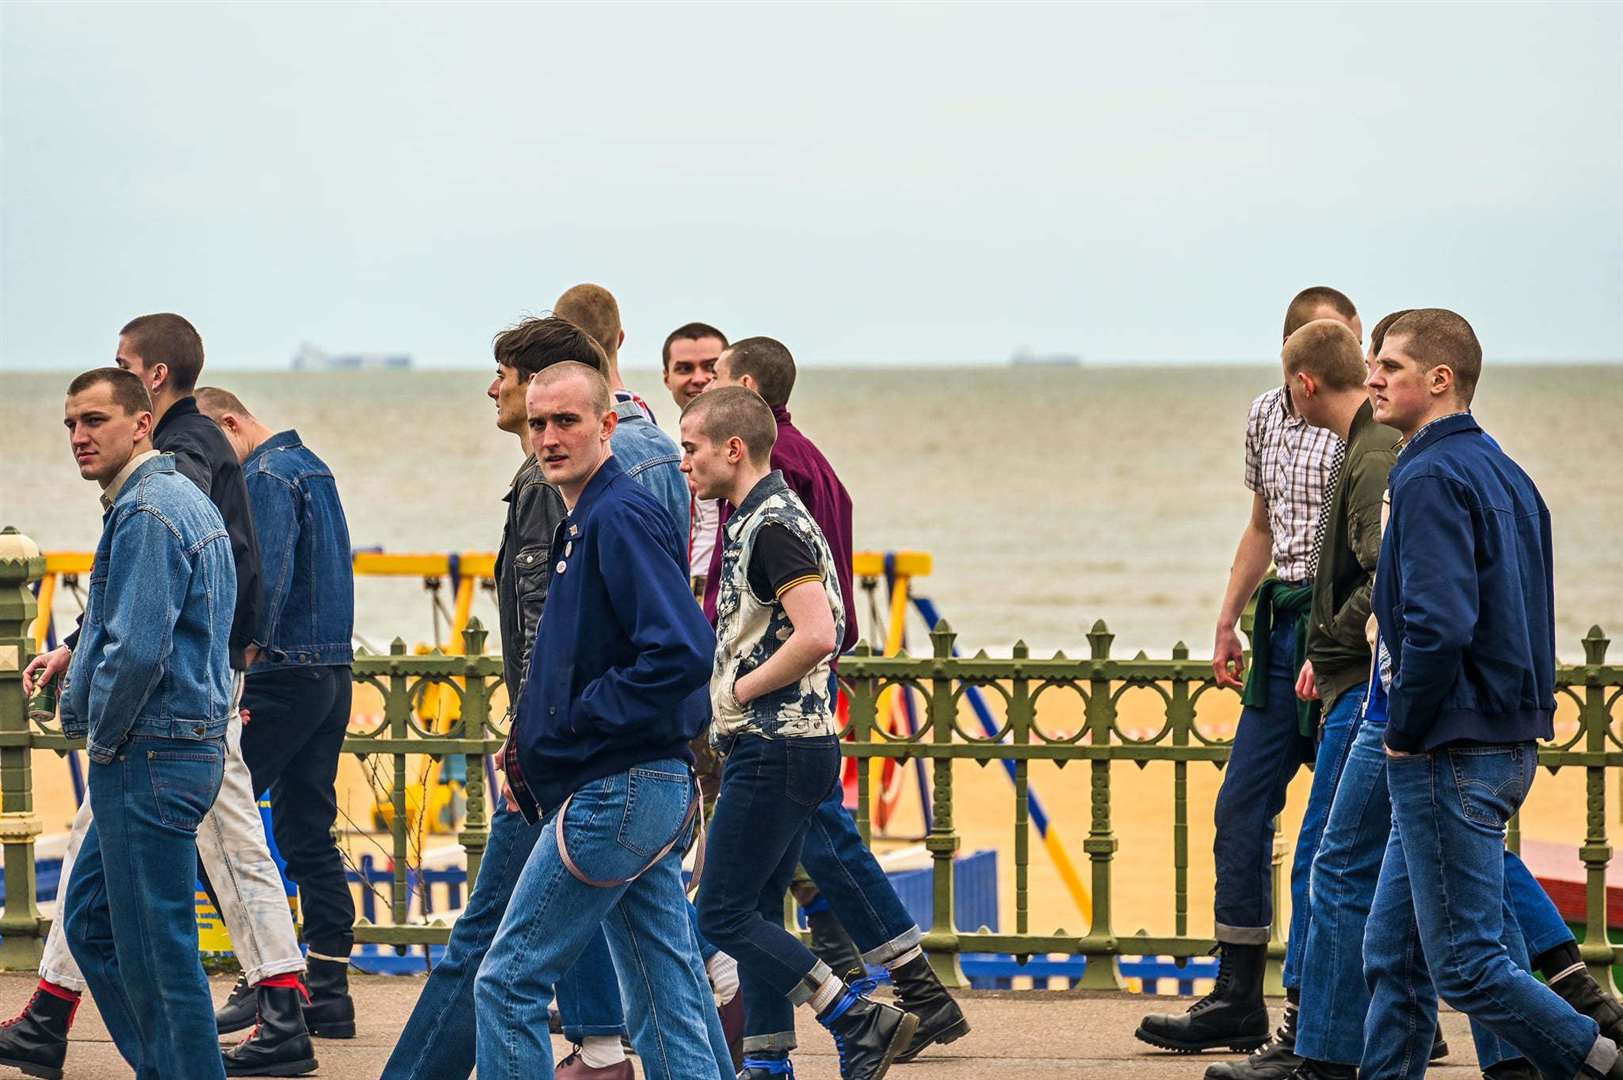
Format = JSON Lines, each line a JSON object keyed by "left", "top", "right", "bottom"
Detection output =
{"left": 493, "top": 317, "right": 608, "bottom": 380}
{"left": 1283, "top": 287, "right": 1358, "bottom": 341}
{"left": 661, "top": 322, "right": 729, "bottom": 372}
{"left": 67, "top": 367, "right": 153, "bottom": 416}
{"left": 1283, "top": 320, "right": 1366, "bottom": 392}
{"left": 682, "top": 385, "right": 777, "bottom": 466}
{"left": 530, "top": 360, "right": 612, "bottom": 416}
{"left": 120, "top": 313, "right": 205, "bottom": 392}
{"left": 1384, "top": 308, "right": 1483, "bottom": 406}
{"left": 195, "top": 386, "right": 253, "bottom": 419}
{"left": 720, "top": 336, "right": 796, "bottom": 408}
{"left": 554, "top": 284, "right": 622, "bottom": 360}
{"left": 1368, "top": 309, "right": 1415, "bottom": 358}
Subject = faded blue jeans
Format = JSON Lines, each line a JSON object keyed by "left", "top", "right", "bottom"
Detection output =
{"left": 380, "top": 802, "right": 628, "bottom": 1079}
{"left": 1281, "top": 685, "right": 1361, "bottom": 988}
{"left": 63, "top": 735, "right": 227, "bottom": 1080}
{"left": 474, "top": 762, "right": 730, "bottom": 1080}
{"left": 1362, "top": 742, "right": 1615, "bottom": 1078}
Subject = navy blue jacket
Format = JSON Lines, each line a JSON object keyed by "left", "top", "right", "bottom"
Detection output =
{"left": 1375, "top": 413, "right": 1556, "bottom": 753}
{"left": 510, "top": 454, "right": 714, "bottom": 819}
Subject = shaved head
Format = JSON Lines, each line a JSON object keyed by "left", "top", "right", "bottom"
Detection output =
{"left": 195, "top": 386, "right": 253, "bottom": 419}
{"left": 554, "top": 284, "right": 623, "bottom": 362}
{"left": 530, "top": 360, "right": 612, "bottom": 416}
{"left": 1283, "top": 319, "right": 1367, "bottom": 392}
{"left": 682, "top": 385, "right": 778, "bottom": 466}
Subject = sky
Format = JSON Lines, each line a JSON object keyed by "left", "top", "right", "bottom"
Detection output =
{"left": 2, "top": 1, "right": 1620, "bottom": 371}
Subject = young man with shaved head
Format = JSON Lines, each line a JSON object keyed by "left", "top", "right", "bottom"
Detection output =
{"left": 1139, "top": 288, "right": 1359, "bottom": 1058}
{"left": 472, "top": 362, "right": 733, "bottom": 1080}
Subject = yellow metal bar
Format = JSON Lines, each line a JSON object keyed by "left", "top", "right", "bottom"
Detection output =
{"left": 43, "top": 553, "right": 93, "bottom": 574}
{"left": 30, "top": 575, "right": 57, "bottom": 652}
{"left": 1044, "top": 823, "right": 1093, "bottom": 925}
{"left": 852, "top": 551, "right": 931, "bottom": 580}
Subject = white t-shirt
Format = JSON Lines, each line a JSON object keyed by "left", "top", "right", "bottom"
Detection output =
{"left": 690, "top": 496, "right": 720, "bottom": 578}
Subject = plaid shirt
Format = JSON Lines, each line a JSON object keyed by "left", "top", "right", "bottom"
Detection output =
{"left": 1244, "top": 386, "right": 1342, "bottom": 583}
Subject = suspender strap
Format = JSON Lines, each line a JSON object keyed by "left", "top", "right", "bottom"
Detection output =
{"left": 555, "top": 775, "right": 706, "bottom": 891}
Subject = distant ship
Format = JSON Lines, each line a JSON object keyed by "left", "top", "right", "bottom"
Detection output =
{"left": 292, "top": 343, "right": 413, "bottom": 371}
{"left": 1009, "top": 347, "right": 1082, "bottom": 367}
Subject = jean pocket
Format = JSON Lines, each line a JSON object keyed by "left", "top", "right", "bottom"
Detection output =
{"left": 784, "top": 738, "right": 839, "bottom": 809}
{"left": 1448, "top": 744, "right": 1531, "bottom": 827}
{"left": 616, "top": 767, "right": 692, "bottom": 859}
{"left": 146, "top": 743, "right": 225, "bottom": 831}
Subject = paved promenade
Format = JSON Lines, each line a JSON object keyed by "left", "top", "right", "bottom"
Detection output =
{"left": 3, "top": 972, "right": 1495, "bottom": 1078}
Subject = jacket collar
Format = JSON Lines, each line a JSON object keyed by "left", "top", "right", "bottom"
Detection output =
{"left": 1346, "top": 399, "right": 1376, "bottom": 441}
{"left": 244, "top": 429, "right": 302, "bottom": 470}
{"left": 727, "top": 470, "right": 790, "bottom": 538}
{"left": 1399, "top": 411, "right": 1478, "bottom": 460}
{"left": 570, "top": 453, "right": 627, "bottom": 518}
{"left": 771, "top": 404, "right": 794, "bottom": 429}
{"left": 503, "top": 454, "right": 539, "bottom": 505}
{"left": 100, "top": 450, "right": 168, "bottom": 510}
{"left": 152, "top": 395, "right": 198, "bottom": 439}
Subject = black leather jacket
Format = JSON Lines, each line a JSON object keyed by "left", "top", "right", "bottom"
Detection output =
{"left": 495, "top": 456, "right": 567, "bottom": 706}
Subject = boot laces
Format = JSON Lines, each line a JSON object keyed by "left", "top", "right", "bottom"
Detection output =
{"left": 1188, "top": 945, "right": 1235, "bottom": 1015}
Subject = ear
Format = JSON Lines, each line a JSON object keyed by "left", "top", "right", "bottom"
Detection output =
{"left": 726, "top": 435, "right": 746, "bottom": 463}
{"left": 1431, "top": 364, "right": 1455, "bottom": 397}
{"left": 602, "top": 409, "right": 620, "bottom": 439}
{"left": 739, "top": 373, "right": 759, "bottom": 396}
{"left": 1299, "top": 372, "right": 1317, "bottom": 399}
{"left": 133, "top": 410, "right": 154, "bottom": 441}
{"left": 616, "top": 329, "right": 626, "bottom": 352}
{"left": 147, "top": 362, "right": 169, "bottom": 393}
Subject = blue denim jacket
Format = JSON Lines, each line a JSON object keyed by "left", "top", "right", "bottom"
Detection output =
{"left": 610, "top": 397, "right": 688, "bottom": 539}
{"left": 60, "top": 454, "right": 237, "bottom": 763}
{"left": 242, "top": 430, "right": 355, "bottom": 671}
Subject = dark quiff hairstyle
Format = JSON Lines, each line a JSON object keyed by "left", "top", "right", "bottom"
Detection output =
{"left": 661, "top": 322, "right": 729, "bottom": 372}
{"left": 68, "top": 367, "right": 154, "bottom": 416}
{"left": 119, "top": 313, "right": 205, "bottom": 392}
{"left": 493, "top": 316, "right": 608, "bottom": 380}
{"left": 719, "top": 336, "right": 796, "bottom": 408}
{"left": 1368, "top": 309, "right": 1416, "bottom": 358}
{"left": 554, "top": 284, "right": 622, "bottom": 360}
{"left": 1384, "top": 308, "right": 1483, "bottom": 406}
{"left": 1283, "top": 320, "right": 1366, "bottom": 392}
{"left": 681, "top": 385, "right": 778, "bottom": 466}
{"left": 1282, "top": 287, "right": 1358, "bottom": 341}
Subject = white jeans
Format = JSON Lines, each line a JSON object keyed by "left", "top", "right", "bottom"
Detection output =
{"left": 42, "top": 679, "right": 305, "bottom": 990}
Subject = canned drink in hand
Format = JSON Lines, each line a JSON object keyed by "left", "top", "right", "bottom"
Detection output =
{"left": 28, "top": 679, "right": 59, "bottom": 724}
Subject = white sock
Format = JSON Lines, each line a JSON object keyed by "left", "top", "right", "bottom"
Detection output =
{"left": 884, "top": 945, "right": 923, "bottom": 970}
{"left": 808, "top": 973, "right": 845, "bottom": 1014}
{"left": 578, "top": 1035, "right": 626, "bottom": 1068}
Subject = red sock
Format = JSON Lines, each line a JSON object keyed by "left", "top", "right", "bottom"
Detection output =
{"left": 35, "top": 980, "right": 81, "bottom": 1026}
{"left": 256, "top": 973, "right": 309, "bottom": 1001}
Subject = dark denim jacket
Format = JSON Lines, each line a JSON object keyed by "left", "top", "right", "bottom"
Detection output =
{"left": 60, "top": 455, "right": 237, "bottom": 763}
{"left": 242, "top": 430, "right": 355, "bottom": 671}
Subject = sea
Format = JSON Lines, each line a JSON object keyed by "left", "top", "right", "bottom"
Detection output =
{"left": 5, "top": 364, "right": 1622, "bottom": 663}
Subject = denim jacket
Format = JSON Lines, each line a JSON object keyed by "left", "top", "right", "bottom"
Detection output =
{"left": 609, "top": 398, "right": 688, "bottom": 539}
{"left": 60, "top": 454, "right": 237, "bottom": 763}
{"left": 241, "top": 430, "right": 355, "bottom": 671}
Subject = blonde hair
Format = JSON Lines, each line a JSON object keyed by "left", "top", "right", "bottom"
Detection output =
{"left": 1283, "top": 319, "right": 1366, "bottom": 392}
{"left": 554, "top": 284, "right": 622, "bottom": 362}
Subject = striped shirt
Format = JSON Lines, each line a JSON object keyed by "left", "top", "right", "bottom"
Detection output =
{"left": 1244, "top": 386, "right": 1342, "bottom": 583}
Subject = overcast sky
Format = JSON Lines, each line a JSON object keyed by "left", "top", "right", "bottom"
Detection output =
{"left": 3, "top": 1, "right": 1619, "bottom": 370}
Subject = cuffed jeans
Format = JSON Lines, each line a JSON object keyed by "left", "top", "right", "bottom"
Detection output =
{"left": 698, "top": 733, "right": 843, "bottom": 1054}
{"left": 1281, "top": 685, "right": 1361, "bottom": 988}
{"left": 43, "top": 705, "right": 304, "bottom": 991}
{"left": 474, "top": 762, "right": 730, "bottom": 1080}
{"left": 1362, "top": 742, "right": 1615, "bottom": 1079}
{"left": 63, "top": 735, "right": 227, "bottom": 1080}
{"left": 1213, "top": 616, "right": 1313, "bottom": 943}
{"left": 381, "top": 802, "right": 629, "bottom": 1080}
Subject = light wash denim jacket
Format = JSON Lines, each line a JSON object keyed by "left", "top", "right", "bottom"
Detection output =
{"left": 609, "top": 397, "right": 688, "bottom": 539}
{"left": 60, "top": 454, "right": 237, "bottom": 763}
{"left": 242, "top": 429, "right": 355, "bottom": 671}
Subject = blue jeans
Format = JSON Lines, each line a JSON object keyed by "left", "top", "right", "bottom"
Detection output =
{"left": 698, "top": 734, "right": 842, "bottom": 1054}
{"left": 1281, "top": 686, "right": 1361, "bottom": 988}
{"left": 382, "top": 802, "right": 628, "bottom": 1079}
{"left": 474, "top": 762, "right": 730, "bottom": 1080}
{"left": 1506, "top": 846, "right": 1577, "bottom": 961}
{"left": 1362, "top": 743, "right": 1613, "bottom": 1078}
{"left": 1213, "top": 616, "right": 1312, "bottom": 942}
{"left": 63, "top": 735, "right": 227, "bottom": 1080}
{"left": 800, "top": 780, "right": 923, "bottom": 964}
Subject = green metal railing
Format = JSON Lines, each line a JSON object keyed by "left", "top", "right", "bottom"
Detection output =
{"left": 3, "top": 527, "right": 1621, "bottom": 992}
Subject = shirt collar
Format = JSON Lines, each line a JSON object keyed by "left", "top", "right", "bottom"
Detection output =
{"left": 152, "top": 394, "right": 199, "bottom": 438}
{"left": 771, "top": 404, "right": 793, "bottom": 428}
{"left": 1346, "top": 398, "right": 1376, "bottom": 439}
{"left": 728, "top": 470, "right": 790, "bottom": 536}
{"left": 1397, "top": 410, "right": 1477, "bottom": 459}
{"left": 1271, "top": 385, "right": 1308, "bottom": 430}
{"left": 244, "top": 428, "right": 301, "bottom": 469}
{"left": 100, "top": 449, "right": 162, "bottom": 510}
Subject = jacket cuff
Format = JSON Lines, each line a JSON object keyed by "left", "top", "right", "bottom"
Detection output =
{"left": 1383, "top": 724, "right": 1424, "bottom": 754}
{"left": 85, "top": 739, "right": 120, "bottom": 765}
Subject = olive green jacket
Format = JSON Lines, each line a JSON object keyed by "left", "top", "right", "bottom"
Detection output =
{"left": 1307, "top": 401, "right": 1401, "bottom": 711}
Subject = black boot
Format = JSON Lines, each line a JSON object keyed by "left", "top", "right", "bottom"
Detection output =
{"left": 216, "top": 974, "right": 257, "bottom": 1035}
{"left": 1550, "top": 968, "right": 1623, "bottom": 1043}
{"left": 818, "top": 988, "right": 918, "bottom": 1080}
{"left": 887, "top": 953, "right": 969, "bottom": 1063}
{"left": 1433, "top": 1030, "right": 1450, "bottom": 1060}
{"left": 221, "top": 986, "right": 317, "bottom": 1077}
{"left": 1284, "top": 1061, "right": 1355, "bottom": 1080}
{"left": 302, "top": 957, "right": 356, "bottom": 1039}
{"left": 1482, "top": 1058, "right": 1538, "bottom": 1079}
{"left": 807, "top": 905, "right": 867, "bottom": 984}
{"left": 737, "top": 1053, "right": 796, "bottom": 1078}
{"left": 1135, "top": 944, "right": 1271, "bottom": 1053}
{"left": 0, "top": 986, "right": 75, "bottom": 1080}
{"left": 1204, "top": 987, "right": 1300, "bottom": 1078}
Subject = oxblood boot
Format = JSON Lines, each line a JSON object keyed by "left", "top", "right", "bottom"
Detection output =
{"left": 1135, "top": 943, "right": 1271, "bottom": 1053}
{"left": 216, "top": 973, "right": 257, "bottom": 1035}
{"left": 818, "top": 987, "right": 918, "bottom": 1080}
{"left": 301, "top": 957, "right": 356, "bottom": 1038}
{"left": 220, "top": 985, "right": 317, "bottom": 1077}
{"left": 887, "top": 953, "right": 969, "bottom": 1063}
{"left": 0, "top": 984, "right": 76, "bottom": 1080}
{"left": 1204, "top": 986, "right": 1300, "bottom": 1079}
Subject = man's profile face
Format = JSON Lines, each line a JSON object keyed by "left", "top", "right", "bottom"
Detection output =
{"left": 663, "top": 337, "right": 724, "bottom": 409}
{"left": 114, "top": 336, "right": 162, "bottom": 393}
{"left": 1367, "top": 334, "right": 1436, "bottom": 431}
{"left": 64, "top": 383, "right": 150, "bottom": 485}
{"left": 526, "top": 375, "right": 613, "bottom": 490}
{"left": 679, "top": 412, "right": 733, "bottom": 502}
{"left": 708, "top": 352, "right": 742, "bottom": 391}
{"left": 488, "top": 361, "right": 530, "bottom": 436}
